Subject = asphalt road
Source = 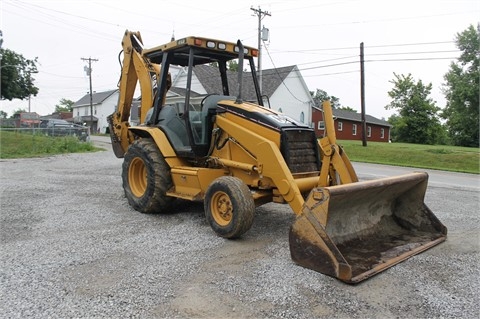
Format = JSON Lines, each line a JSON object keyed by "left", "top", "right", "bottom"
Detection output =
{"left": 1, "top": 136, "right": 479, "bottom": 318}
{"left": 353, "top": 162, "right": 479, "bottom": 190}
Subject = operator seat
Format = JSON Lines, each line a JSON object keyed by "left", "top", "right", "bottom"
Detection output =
{"left": 157, "top": 105, "right": 189, "bottom": 149}
{"left": 200, "top": 95, "right": 235, "bottom": 144}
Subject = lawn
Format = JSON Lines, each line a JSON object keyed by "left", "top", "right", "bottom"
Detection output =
{"left": 0, "top": 130, "right": 100, "bottom": 159}
{"left": 338, "top": 140, "right": 479, "bottom": 174}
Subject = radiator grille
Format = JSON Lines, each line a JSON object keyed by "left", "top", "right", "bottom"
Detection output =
{"left": 281, "top": 129, "right": 320, "bottom": 174}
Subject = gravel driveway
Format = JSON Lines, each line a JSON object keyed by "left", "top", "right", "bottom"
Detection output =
{"left": 1, "top": 138, "right": 479, "bottom": 319}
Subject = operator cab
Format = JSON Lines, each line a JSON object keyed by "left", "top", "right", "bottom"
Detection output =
{"left": 142, "top": 37, "right": 261, "bottom": 159}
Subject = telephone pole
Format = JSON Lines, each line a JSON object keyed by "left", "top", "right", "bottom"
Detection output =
{"left": 81, "top": 57, "right": 98, "bottom": 133}
{"left": 251, "top": 6, "right": 271, "bottom": 92}
{"left": 359, "top": 43, "right": 367, "bottom": 147}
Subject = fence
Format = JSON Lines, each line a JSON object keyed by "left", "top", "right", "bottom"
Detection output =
{"left": 0, "top": 127, "right": 94, "bottom": 158}
{"left": 1, "top": 126, "right": 90, "bottom": 140}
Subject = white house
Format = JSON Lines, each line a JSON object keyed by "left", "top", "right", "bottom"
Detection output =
{"left": 169, "top": 64, "right": 313, "bottom": 124}
{"left": 73, "top": 89, "right": 118, "bottom": 134}
{"left": 262, "top": 65, "right": 313, "bottom": 124}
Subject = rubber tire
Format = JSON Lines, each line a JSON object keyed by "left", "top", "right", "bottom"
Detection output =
{"left": 204, "top": 176, "right": 255, "bottom": 239}
{"left": 122, "top": 138, "right": 175, "bottom": 214}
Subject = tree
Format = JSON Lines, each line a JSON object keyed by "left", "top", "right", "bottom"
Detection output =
{"left": 337, "top": 106, "right": 356, "bottom": 112}
{"left": 310, "top": 89, "right": 341, "bottom": 108}
{"left": 0, "top": 110, "right": 7, "bottom": 119}
{"left": 386, "top": 73, "right": 445, "bottom": 145}
{"left": 0, "top": 47, "right": 39, "bottom": 101}
{"left": 208, "top": 60, "right": 239, "bottom": 71}
{"left": 441, "top": 24, "right": 479, "bottom": 147}
{"left": 227, "top": 60, "right": 239, "bottom": 72}
{"left": 55, "top": 98, "right": 74, "bottom": 113}
{"left": 9, "top": 108, "right": 27, "bottom": 118}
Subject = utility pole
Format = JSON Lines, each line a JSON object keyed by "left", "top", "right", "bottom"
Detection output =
{"left": 360, "top": 43, "right": 367, "bottom": 147}
{"left": 81, "top": 57, "right": 98, "bottom": 133}
{"left": 251, "top": 6, "right": 271, "bottom": 93}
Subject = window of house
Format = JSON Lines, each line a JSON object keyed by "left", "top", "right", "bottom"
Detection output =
{"left": 318, "top": 121, "right": 325, "bottom": 130}
{"left": 338, "top": 121, "right": 343, "bottom": 131}
{"left": 300, "top": 111, "right": 305, "bottom": 123}
{"left": 381, "top": 128, "right": 385, "bottom": 139}
{"left": 84, "top": 108, "right": 88, "bottom": 115}
{"left": 367, "top": 126, "right": 371, "bottom": 137}
{"left": 352, "top": 124, "right": 357, "bottom": 135}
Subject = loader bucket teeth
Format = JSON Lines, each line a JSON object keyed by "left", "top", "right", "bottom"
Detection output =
{"left": 289, "top": 172, "right": 447, "bottom": 284}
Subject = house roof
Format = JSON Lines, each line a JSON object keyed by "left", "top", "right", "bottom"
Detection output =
{"left": 315, "top": 106, "right": 391, "bottom": 127}
{"left": 187, "top": 64, "right": 297, "bottom": 100}
{"left": 169, "top": 87, "right": 203, "bottom": 98}
{"left": 74, "top": 89, "right": 118, "bottom": 107}
{"left": 335, "top": 109, "right": 391, "bottom": 126}
{"left": 260, "top": 65, "right": 296, "bottom": 97}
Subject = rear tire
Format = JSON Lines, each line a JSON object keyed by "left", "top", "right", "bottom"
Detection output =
{"left": 122, "top": 138, "right": 175, "bottom": 214}
{"left": 204, "top": 176, "right": 255, "bottom": 239}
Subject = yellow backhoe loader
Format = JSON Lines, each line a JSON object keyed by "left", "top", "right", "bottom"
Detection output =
{"left": 108, "top": 30, "right": 447, "bottom": 284}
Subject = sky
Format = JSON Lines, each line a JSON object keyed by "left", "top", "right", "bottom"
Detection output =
{"left": 1, "top": 0, "right": 479, "bottom": 120}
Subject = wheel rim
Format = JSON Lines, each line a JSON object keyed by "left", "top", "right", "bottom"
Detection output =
{"left": 211, "top": 191, "right": 233, "bottom": 226}
{"left": 129, "top": 157, "right": 147, "bottom": 198}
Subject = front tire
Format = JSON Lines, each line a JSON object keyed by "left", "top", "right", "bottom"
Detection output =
{"left": 204, "top": 176, "right": 255, "bottom": 239}
{"left": 122, "top": 138, "right": 175, "bottom": 214}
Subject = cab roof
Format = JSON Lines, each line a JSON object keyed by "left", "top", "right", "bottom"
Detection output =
{"left": 142, "top": 36, "right": 258, "bottom": 66}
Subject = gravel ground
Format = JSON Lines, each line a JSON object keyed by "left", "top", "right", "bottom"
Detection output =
{"left": 1, "top": 138, "right": 479, "bottom": 319}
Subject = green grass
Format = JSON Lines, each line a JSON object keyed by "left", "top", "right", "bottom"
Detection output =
{"left": 338, "top": 140, "right": 480, "bottom": 174}
{"left": 1, "top": 130, "right": 478, "bottom": 174}
{"left": 0, "top": 130, "right": 101, "bottom": 159}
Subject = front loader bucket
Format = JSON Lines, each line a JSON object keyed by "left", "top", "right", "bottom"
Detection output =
{"left": 289, "top": 172, "right": 447, "bottom": 284}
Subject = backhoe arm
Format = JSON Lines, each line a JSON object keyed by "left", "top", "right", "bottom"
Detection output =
{"left": 108, "top": 30, "right": 166, "bottom": 158}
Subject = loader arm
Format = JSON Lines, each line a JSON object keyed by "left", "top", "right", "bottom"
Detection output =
{"left": 317, "top": 100, "right": 358, "bottom": 187}
{"left": 214, "top": 114, "right": 306, "bottom": 214}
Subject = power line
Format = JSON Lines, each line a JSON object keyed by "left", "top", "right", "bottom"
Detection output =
{"left": 301, "top": 70, "right": 359, "bottom": 77}
{"left": 268, "top": 40, "right": 457, "bottom": 55}
{"left": 367, "top": 50, "right": 459, "bottom": 56}
{"left": 366, "top": 41, "right": 455, "bottom": 48}
{"left": 38, "top": 71, "right": 85, "bottom": 79}
{"left": 300, "top": 61, "right": 359, "bottom": 71}
{"left": 262, "top": 41, "right": 307, "bottom": 104}
{"left": 365, "top": 57, "right": 458, "bottom": 62}
{"left": 269, "top": 48, "right": 459, "bottom": 73}
{"left": 296, "top": 55, "right": 359, "bottom": 66}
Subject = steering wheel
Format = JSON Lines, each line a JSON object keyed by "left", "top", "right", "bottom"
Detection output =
{"left": 200, "top": 93, "right": 219, "bottom": 110}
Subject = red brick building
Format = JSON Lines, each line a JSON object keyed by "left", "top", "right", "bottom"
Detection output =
{"left": 13, "top": 112, "right": 41, "bottom": 128}
{"left": 312, "top": 106, "right": 391, "bottom": 142}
